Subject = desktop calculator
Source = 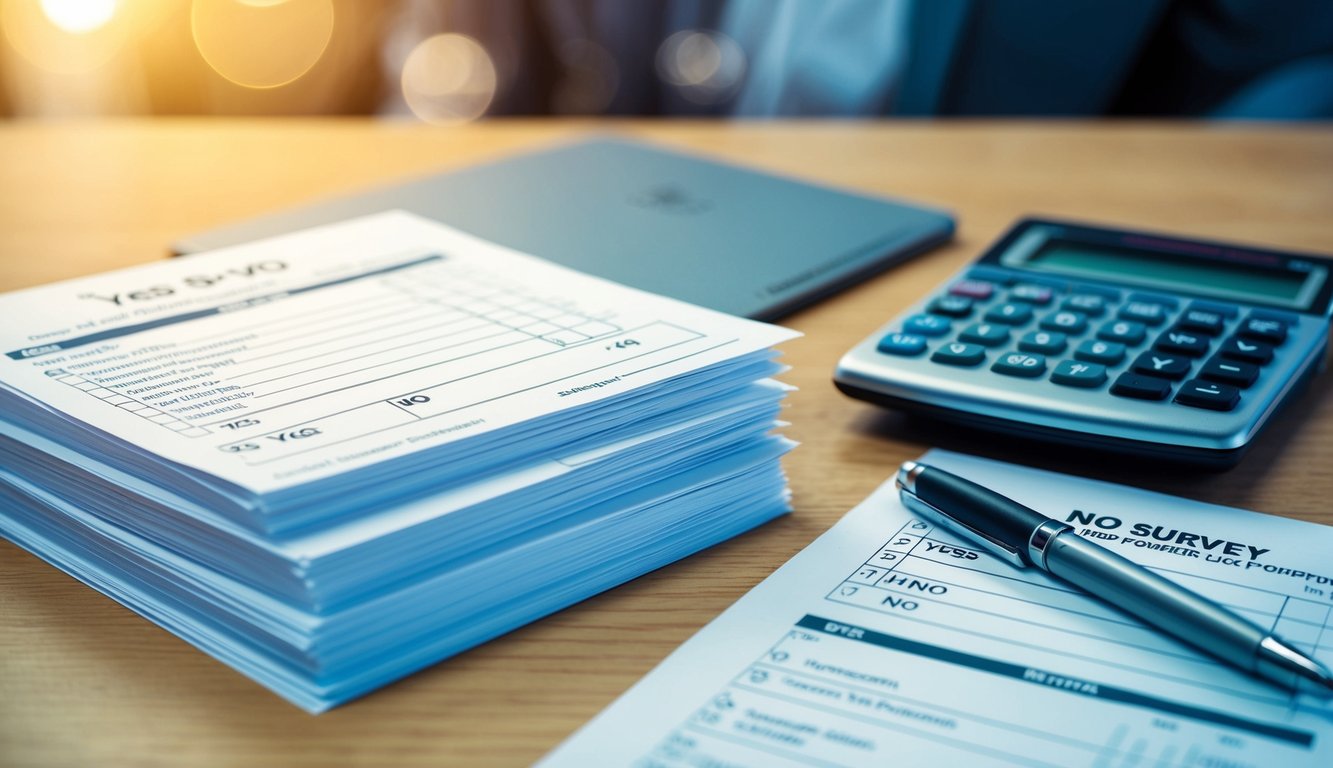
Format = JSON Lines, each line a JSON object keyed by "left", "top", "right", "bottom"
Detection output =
{"left": 834, "top": 218, "right": 1333, "bottom": 466}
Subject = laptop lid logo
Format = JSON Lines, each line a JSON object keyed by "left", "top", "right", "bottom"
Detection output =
{"left": 628, "top": 185, "right": 713, "bottom": 215}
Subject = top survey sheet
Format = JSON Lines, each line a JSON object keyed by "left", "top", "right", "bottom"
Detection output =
{"left": 0, "top": 211, "right": 796, "bottom": 495}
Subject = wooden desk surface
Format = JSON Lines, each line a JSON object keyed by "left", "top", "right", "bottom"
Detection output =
{"left": 2, "top": 120, "right": 1331, "bottom": 767}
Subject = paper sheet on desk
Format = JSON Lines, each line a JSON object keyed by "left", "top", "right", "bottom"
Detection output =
{"left": 541, "top": 450, "right": 1333, "bottom": 768}
{"left": 0, "top": 211, "right": 796, "bottom": 499}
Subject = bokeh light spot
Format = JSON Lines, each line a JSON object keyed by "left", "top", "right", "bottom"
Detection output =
{"left": 400, "top": 33, "right": 497, "bottom": 124}
{"left": 191, "top": 0, "right": 335, "bottom": 89}
{"left": 656, "top": 29, "right": 746, "bottom": 105}
{"left": 2, "top": 0, "right": 127, "bottom": 73}
{"left": 39, "top": 0, "right": 116, "bottom": 34}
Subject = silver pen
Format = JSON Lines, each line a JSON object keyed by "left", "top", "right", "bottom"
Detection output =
{"left": 895, "top": 460, "right": 1333, "bottom": 698}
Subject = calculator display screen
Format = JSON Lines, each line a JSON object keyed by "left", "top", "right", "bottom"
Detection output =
{"left": 1022, "top": 239, "right": 1321, "bottom": 308}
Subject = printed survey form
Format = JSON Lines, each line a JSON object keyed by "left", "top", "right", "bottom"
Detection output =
{"left": 543, "top": 450, "right": 1333, "bottom": 768}
{"left": 0, "top": 211, "right": 796, "bottom": 496}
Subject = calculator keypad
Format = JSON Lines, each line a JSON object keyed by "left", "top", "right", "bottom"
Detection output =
{"left": 870, "top": 272, "right": 1304, "bottom": 415}
{"left": 1039, "top": 311, "right": 1087, "bottom": 334}
{"left": 931, "top": 342, "right": 986, "bottom": 367}
{"left": 1175, "top": 380, "right": 1241, "bottom": 411}
{"left": 877, "top": 333, "right": 927, "bottom": 356}
{"left": 985, "top": 303, "right": 1033, "bottom": 325}
{"left": 1097, "top": 320, "right": 1147, "bottom": 346}
{"left": 1154, "top": 329, "right": 1209, "bottom": 357}
{"left": 960, "top": 323, "right": 1010, "bottom": 347}
{"left": 1199, "top": 356, "right": 1258, "bottom": 388}
{"left": 992, "top": 352, "right": 1047, "bottom": 377}
{"left": 930, "top": 295, "right": 974, "bottom": 317}
{"left": 1219, "top": 336, "right": 1274, "bottom": 364}
{"left": 1062, "top": 294, "right": 1106, "bottom": 316}
{"left": 1110, "top": 372, "right": 1172, "bottom": 401}
{"left": 1179, "top": 308, "right": 1226, "bottom": 335}
{"left": 1073, "top": 339, "right": 1125, "bottom": 365}
{"left": 1019, "top": 331, "right": 1066, "bottom": 355}
{"left": 1051, "top": 360, "right": 1107, "bottom": 388}
{"left": 1238, "top": 317, "right": 1287, "bottom": 345}
{"left": 1118, "top": 302, "right": 1170, "bottom": 326}
{"left": 949, "top": 280, "right": 994, "bottom": 299}
{"left": 904, "top": 314, "right": 953, "bottom": 337}
{"left": 1131, "top": 352, "right": 1190, "bottom": 381}
{"left": 1009, "top": 284, "right": 1053, "bottom": 305}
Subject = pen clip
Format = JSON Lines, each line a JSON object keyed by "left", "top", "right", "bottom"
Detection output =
{"left": 895, "top": 484, "right": 1028, "bottom": 569}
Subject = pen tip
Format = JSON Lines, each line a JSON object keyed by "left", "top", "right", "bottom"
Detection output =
{"left": 1258, "top": 636, "right": 1333, "bottom": 699}
{"left": 1291, "top": 653, "right": 1333, "bottom": 700}
{"left": 1312, "top": 664, "right": 1333, "bottom": 700}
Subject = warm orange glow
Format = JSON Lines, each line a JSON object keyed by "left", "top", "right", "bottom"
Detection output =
{"left": 190, "top": 0, "right": 335, "bottom": 89}
{"left": 2, "top": 0, "right": 128, "bottom": 73}
{"left": 39, "top": 0, "right": 117, "bottom": 34}
{"left": 400, "top": 33, "right": 497, "bottom": 124}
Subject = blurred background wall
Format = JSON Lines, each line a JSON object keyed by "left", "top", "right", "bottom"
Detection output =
{"left": 2, "top": 0, "right": 1331, "bottom": 121}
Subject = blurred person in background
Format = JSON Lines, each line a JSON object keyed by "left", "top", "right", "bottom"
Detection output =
{"left": 398, "top": 0, "right": 1333, "bottom": 119}
{"left": 3, "top": 0, "right": 1331, "bottom": 120}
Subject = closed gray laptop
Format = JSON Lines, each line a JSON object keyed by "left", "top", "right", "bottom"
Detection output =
{"left": 174, "top": 137, "right": 953, "bottom": 320}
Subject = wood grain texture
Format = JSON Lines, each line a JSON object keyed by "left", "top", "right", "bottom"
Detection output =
{"left": 1, "top": 120, "right": 1331, "bottom": 767}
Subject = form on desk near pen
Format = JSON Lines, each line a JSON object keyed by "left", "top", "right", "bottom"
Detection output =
{"left": 895, "top": 460, "right": 1333, "bottom": 699}
{"left": 543, "top": 450, "right": 1333, "bottom": 768}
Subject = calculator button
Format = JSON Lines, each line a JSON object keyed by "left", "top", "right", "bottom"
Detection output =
{"left": 985, "top": 302, "right": 1034, "bottom": 325}
{"left": 1131, "top": 352, "right": 1191, "bottom": 381}
{"left": 1154, "top": 328, "right": 1209, "bottom": 358}
{"left": 1061, "top": 294, "right": 1107, "bottom": 316}
{"left": 1039, "top": 311, "right": 1088, "bottom": 334}
{"left": 1074, "top": 339, "right": 1126, "bottom": 365}
{"left": 1097, "top": 320, "right": 1146, "bottom": 345}
{"left": 1199, "top": 356, "right": 1259, "bottom": 388}
{"left": 949, "top": 280, "right": 996, "bottom": 300}
{"left": 1178, "top": 308, "right": 1226, "bottom": 336}
{"left": 1009, "top": 284, "right": 1053, "bottom": 305}
{"left": 992, "top": 352, "right": 1047, "bottom": 378}
{"left": 1019, "top": 330, "right": 1067, "bottom": 355}
{"left": 930, "top": 295, "right": 974, "bottom": 318}
{"left": 1219, "top": 336, "right": 1274, "bottom": 365}
{"left": 1118, "top": 302, "right": 1169, "bottom": 326}
{"left": 877, "top": 333, "right": 928, "bottom": 356}
{"left": 904, "top": 314, "right": 953, "bottom": 337}
{"left": 931, "top": 342, "right": 986, "bottom": 367}
{"left": 1238, "top": 316, "right": 1287, "bottom": 346}
{"left": 1050, "top": 360, "right": 1107, "bottom": 388}
{"left": 959, "top": 323, "right": 1010, "bottom": 347}
{"left": 1111, "top": 372, "right": 1172, "bottom": 401}
{"left": 1249, "top": 308, "right": 1298, "bottom": 324}
{"left": 1174, "top": 379, "right": 1240, "bottom": 411}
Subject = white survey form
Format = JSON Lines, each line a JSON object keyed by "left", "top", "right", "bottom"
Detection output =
{"left": 542, "top": 450, "right": 1333, "bottom": 767}
{"left": 0, "top": 211, "right": 795, "bottom": 496}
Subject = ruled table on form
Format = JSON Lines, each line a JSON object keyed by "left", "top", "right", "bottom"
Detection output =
{"left": 0, "top": 213, "right": 795, "bottom": 493}
{"left": 28, "top": 255, "right": 701, "bottom": 462}
{"left": 831, "top": 516, "right": 1332, "bottom": 708}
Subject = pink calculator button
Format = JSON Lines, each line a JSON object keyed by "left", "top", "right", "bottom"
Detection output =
{"left": 949, "top": 280, "right": 995, "bottom": 299}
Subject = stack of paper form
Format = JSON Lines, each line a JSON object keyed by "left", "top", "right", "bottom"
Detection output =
{"left": 0, "top": 211, "right": 799, "bottom": 712}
